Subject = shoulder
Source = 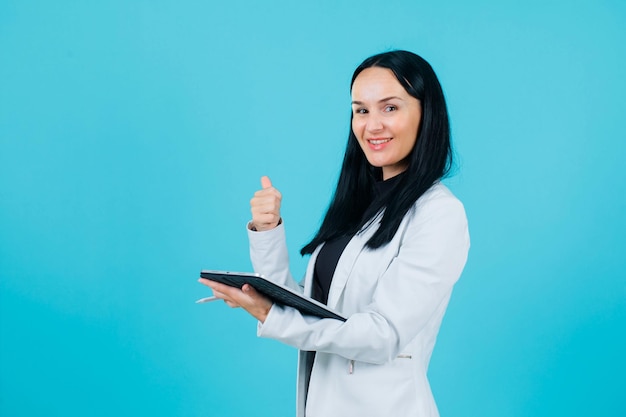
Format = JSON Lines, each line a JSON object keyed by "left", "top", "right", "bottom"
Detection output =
{"left": 394, "top": 182, "right": 470, "bottom": 252}
{"left": 397, "top": 182, "right": 468, "bottom": 237}
{"left": 413, "top": 182, "right": 466, "bottom": 216}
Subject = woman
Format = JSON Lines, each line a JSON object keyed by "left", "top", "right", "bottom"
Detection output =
{"left": 200, "top": 50, "right": 470, "bottom": 417}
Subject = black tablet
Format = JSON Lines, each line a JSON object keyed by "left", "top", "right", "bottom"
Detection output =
{"left": 200, "top": 270, "right": 346, "bottom": 321}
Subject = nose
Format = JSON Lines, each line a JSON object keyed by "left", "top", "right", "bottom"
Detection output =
{"left": 365, "top": 113, "right": 384, "bottom": 132}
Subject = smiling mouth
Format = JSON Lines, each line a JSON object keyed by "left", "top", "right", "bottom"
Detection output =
{"left": 368, "top": 138, "right": 392, "bottom": 145}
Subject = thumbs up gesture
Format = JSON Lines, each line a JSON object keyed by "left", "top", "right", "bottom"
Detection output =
{"left": 250, "top": 176, "right": 282, "bottom": 231}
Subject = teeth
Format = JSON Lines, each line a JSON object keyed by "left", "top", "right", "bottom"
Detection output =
{"left": 369, "top": 139, "right": 391, "bottom": 145}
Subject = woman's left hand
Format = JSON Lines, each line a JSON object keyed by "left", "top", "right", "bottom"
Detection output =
{"left": 198, "top": 278, "right": 273, "bottom": 323}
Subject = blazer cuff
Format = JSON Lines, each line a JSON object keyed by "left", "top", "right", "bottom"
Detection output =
{"left": 247, "top": 221, "right": 286, "bottom": 243}
{"left": 257, "top": 303, "right": 285, "bottom": 337}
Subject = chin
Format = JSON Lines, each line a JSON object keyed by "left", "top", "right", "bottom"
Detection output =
{"left": 365, "top": 159, "right": 389, "bottom": 169}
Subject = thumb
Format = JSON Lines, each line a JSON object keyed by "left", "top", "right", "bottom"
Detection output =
{"left": 260, "top": 176, "right": 273, "bottom": 189}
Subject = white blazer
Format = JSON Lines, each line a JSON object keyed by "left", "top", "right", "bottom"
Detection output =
{"left": 249, "top": 183, "right": 470, "bottom": 417}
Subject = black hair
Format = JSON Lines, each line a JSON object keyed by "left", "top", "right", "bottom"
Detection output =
{"left": 301, "top": 50, "right": 452, "bottom": 255}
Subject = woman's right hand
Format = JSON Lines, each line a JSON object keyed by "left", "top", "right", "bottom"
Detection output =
{"left": 250, "top": 176, "right": 282, "bottom": 231}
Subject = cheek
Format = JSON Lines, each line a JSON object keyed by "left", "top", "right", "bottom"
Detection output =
{"left": 351, "top": 119, "right": 364, "bottom": 138}
{"left": 398, "top": 118, "right": 419, "bottom": 145}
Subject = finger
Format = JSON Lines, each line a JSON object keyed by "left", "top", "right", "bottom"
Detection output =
{"left": 224, "top": 300, "right": 241, "bottom": 308}
{"left": 251, "top": 196, "right": 280, "bottom": 210}
{"left": 252, "top": 188, "right": 281, "bottom": 200}
{"left": 211, "top": 289, "right": 229, "bottom": 300}
{"left": 242, "top": 284, "right": 260, "bottom": 298}
{"left": 251, "top": 191, "right": 282, "bottom": 212}
{"left": 198, "top": 278, "right": 213, "bottom": 288}
{"left": 242, "top": 284, "right": 271, "bottom": 303}
{"left": 211, "top": 289, "right": 241, "bottom": 308}
{"left": 199, "top": 279, "right": 237, "bottom": 296}
{"left": 260, "top": 176, "right": 272, "bottom": 189}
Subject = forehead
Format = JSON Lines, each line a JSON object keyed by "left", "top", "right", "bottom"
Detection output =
{"left": 351, "top": 67, "right": 408, "bottom": 101}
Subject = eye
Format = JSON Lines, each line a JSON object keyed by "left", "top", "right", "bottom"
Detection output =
{"left": 354, "top": 108, "right": 368, "bottom": 114}
{"left": 384, "top": 105, "right": 397, "bottom": 112}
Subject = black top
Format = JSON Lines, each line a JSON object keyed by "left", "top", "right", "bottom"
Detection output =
{"left": 311, "top": 173, "right": 405, "bottom": 305}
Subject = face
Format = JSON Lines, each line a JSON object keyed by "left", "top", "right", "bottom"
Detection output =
{"left": 351, "top": 67, "right": 422, "bottom": 180}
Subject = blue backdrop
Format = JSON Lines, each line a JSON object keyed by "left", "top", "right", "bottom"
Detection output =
{"left": 1, "top": 1, "right": 625, "bottom": 416}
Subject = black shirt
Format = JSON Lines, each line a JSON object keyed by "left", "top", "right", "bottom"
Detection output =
{"left": 311, "top": 173, "right": 404, "bottom": 305}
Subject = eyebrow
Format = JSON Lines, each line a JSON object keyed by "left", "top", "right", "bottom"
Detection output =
{"left": 351, "top": 96, "right": 404, "bottom": 105}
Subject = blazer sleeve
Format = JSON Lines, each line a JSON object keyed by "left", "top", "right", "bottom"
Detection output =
{"left": 247, "top": 222, "right": 303, "bottom": 293}
{"left": 256, "top": 192, "right": 470, "bottom": 364}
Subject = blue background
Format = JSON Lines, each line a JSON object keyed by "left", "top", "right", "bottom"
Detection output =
{"left": 1, "top": 1, "right": 625, "bottom": 416}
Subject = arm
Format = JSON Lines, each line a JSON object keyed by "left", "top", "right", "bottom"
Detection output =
{"left": 248, "top": 222, "right": 303, "bottom": 293}
{"left": 247, "top": 175, "right": 302, "bottom": 292}
{"left": 198, "top": 176, "right": 300, "bottom": 320}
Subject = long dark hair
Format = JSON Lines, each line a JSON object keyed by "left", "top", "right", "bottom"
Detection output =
{"left": 301, "top": 50, "right": 452, "bottom": 255}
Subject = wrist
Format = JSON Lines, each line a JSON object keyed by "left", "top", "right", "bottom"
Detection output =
{"left": 249, "top": 218, "right": 282, "bottom": 232}
{"left": 258, "top": 303, "right": 272, "bottom": 323}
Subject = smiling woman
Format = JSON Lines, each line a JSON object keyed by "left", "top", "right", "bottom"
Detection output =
{"left": 200, "top": 50, "right": 469, "bottom": 417}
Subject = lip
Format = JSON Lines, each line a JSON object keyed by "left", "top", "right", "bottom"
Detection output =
{"left": 366, "top": 137, "right": 392, "bottom": 151}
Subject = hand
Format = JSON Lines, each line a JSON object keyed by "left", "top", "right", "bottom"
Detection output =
{"left": 250, "top": 176, "right": 282, "bottom": 231}
{"left": 198, "top": 278, "right": 273, "bottom": 323}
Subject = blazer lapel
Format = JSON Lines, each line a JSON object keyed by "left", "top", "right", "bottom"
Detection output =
{"left": 326, "top": 219, "right": 381, "bottom": 309}
{"left": 303, "top": 244, "right": 323, "bottom": 297}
